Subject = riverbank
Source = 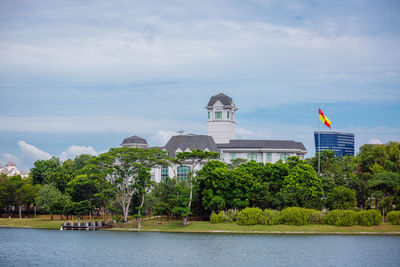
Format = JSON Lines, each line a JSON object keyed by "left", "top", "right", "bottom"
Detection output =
{"left": 1, "top": 218, "right": 400, "bottom": 235}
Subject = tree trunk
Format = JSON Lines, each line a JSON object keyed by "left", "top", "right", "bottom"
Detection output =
{"left": 137, "top": 193, "right": 145, "bottom": 228}
{"left": 19, "top": 205, "right": 22, "bottom": 219}
{"left": 90, "top": 211, "right": 92, "bottom": 221}
{"left": 183, "top": 178, "right": 194, "bottom": 225}
{"left": 123, "top": 208, "right": 129, "bottom": 223}
{"left": 50, "top": 213, "right": 53, "bottom": 220}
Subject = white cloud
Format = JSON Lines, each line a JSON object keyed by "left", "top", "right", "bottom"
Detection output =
{"left": 368, "top": 138, "right": 383, "bottom": 145}
{"left": 1, "top": 141, "right": 100, "bottom": 171}
{"left": 150, "top": 130, "right": 177, "bottom": 146}
{"left": 59, "top": 145, "right": 98, "bottom": 161}
{"left": 0, "top": 153, "right": 22, "bottom": 167}
{"left": 18, "top": 140, "right": 52, "bottom": 166}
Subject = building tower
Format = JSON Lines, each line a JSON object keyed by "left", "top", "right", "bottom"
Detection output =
{"left": 205, "top": 93, "right": 238, "bottom": 144}
{"left": 314, "top": 131, "right": 355, "bottom": 157}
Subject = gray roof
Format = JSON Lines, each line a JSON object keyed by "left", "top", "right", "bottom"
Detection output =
{"left": 122, "top": 135, "right": 148, "bottom": 145}
{"left": 217, "top": 140, "right": 307, "bottom": 151}
{"left": 207, "top": 93, "right": 234, "bottom": 106}
{"left": 163, "top": 134, "right": 219, "bottom": 157}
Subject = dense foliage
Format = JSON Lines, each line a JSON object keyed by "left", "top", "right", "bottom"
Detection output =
{"left": 387, "top": 211, "right": 400, "bottom": 225}
{"left": 1, "top": 141, "right": 399, "bottom": 227}
{"left": 355, "top": 210, "right": 382, "bottom": 226}
{"left": 279, "top": 207, "right": 313, "bottom": 226}
{"left": 237, "top": 207, "right": 263, "bottom": 225}
{"left": 323, "top": 210, "right": 357, "bottom": 226}
{"left": 259, "top": 209, "right": 280, "bottom": 225}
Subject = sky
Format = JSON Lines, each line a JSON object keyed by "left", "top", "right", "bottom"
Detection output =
{"left": 0, "top": 0, "right": 399, "bottom": 171}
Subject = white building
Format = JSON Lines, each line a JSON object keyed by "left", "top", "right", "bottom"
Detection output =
{"left": 0, "top": 162, "right": 29, "bottom": 178}
{"left": 122, "top": 93, "right": 307, "bottom": 183}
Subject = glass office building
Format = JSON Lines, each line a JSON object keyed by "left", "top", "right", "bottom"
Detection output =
{"left": 314, "top": 131, "right": 355, "bottom": 157}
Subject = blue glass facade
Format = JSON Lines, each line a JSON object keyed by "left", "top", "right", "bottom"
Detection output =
{"left": 314, "top": 131, "right": 355, "bottom": 157}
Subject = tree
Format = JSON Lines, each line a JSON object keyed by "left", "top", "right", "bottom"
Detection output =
{"left": 277, "top": 157, "right": 324, "bottom": 209}
{"left": 367, "top": 172, "right": 400, "bottom": 197}
{"left": 31, "top": 157, "right": 62, "bottom": 185}
{"left": 151, "top": 178, "right": 178, "bottom": 220}
{"left": 197, "top": 160, "right": 230, "bottom": 212}
{"left": 93, "top": 147, "right": 168, "bottom": 223}
{"left": 0, "top": 176, "right": 38, "bottom": 219}
{"left": 133, "top": 168, "right": 154, "bottom": 228}
{"left": 37, "top": 184, "right": 71, "bottom": 220}
{"left": 326, "top": 186, "right": 357, "bottom": 210}
{"left": 209, "top": 196, "right": 225, "bottom": 212}
{"left": 175, "top": 149, "right": 219, "bottom": 224}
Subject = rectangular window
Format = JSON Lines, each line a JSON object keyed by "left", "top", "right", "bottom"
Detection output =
{"left": 247, "top": 153, "right": 258, "bottom": 161}
{"left": 208, "top": 112, "right": 210, "bottom": 119}
{"left": 231, "top": 153, "right": 236, "bottom": 160}
{"left": 266, "top": 153, "right": 272, "bottom": 162}
{"left": 177, "top": 166, "right": 190, "bottom": 181}
{"left": 161, "top": 166, "right": 169, "bottom": 182}
{"left": 227, "top": 111, "right": 230, "bottom": 119}
{"left": 215, "top": 111, "right": 222, "bottom": 119}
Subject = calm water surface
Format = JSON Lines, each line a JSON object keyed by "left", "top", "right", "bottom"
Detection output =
{"left": 0, "top": 228, "right": 399, "bottom": 266}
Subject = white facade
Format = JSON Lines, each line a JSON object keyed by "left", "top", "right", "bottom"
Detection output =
{"left": 219, "top": 150, "right": 305, "bottom": 164}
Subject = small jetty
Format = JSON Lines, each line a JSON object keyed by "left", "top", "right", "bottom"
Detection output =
{"left": 60, "top": 221, "right": 108, "bottom": 231}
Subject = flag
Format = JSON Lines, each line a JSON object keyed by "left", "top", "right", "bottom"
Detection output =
{"left": 319, "top": 108, "right": 331, "bottom": 129}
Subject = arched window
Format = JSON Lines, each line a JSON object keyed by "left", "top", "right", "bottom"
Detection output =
{"left": 177, "top": 165, "right": 190, "bottom": 181}
{"left": 161, "top": 166, "right": 169, "bottom": 182}
{"left": 247, "top": 153, "right": 258, "bottom": 161}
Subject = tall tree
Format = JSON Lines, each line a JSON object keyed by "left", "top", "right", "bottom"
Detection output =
{"left": 93, "top": 147, "right": 168, "bottom": 223}
{"left": 0, "top": 176, "right": 38, "bottom": 219}
{"left": 175, "top": 149, "right": 219, "bottom": 224}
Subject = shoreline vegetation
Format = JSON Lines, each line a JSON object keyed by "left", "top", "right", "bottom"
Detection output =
{"left": 1, "top": 218, "right": 400, "bottom": 235}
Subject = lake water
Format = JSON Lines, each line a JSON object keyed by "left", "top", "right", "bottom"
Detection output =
{"left": 0, "top": 228, "right": 399, "bottom": 266}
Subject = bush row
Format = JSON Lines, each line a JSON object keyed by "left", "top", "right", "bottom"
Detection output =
{"left": 387, "top": 211, "right": 400, "bottom": 225}
{"left": 211, "top": 207, "right": 386, "bottom": 227}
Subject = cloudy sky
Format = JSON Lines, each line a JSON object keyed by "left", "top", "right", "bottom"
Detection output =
{"left": 1, "top": 0, "right": 399, "bottom": 170}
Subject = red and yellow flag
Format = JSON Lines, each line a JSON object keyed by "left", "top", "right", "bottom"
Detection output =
{"left": 319, "top": 108, "right": 331, "bottom": 129}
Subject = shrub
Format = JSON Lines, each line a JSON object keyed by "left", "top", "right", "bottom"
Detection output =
{"left": 237, "top": 207, "right": 263, "bottom": 225}
{"left": 387, "top": 211, "right": 400, "bottom": 225}
{"left": 210, "top": 211, "right": 228, "bottom": 223}
{"left": 259, "top": 210, "right": 280, "bottom": 225}
{"left": 112, "top": 215, "right": 124, "bottom": 223}
{"left": 279, "top": 207, "right": 313, "bottom": 226}
{"left": 324, "top": 210, "right": 356, "bottom": 226}
{"left": 309, "top": 210, "right": 325, "bottom": 224}
{"left": 356, "top": 210, "right": 382, "bottom": 226}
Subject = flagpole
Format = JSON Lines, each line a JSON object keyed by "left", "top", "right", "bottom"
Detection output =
{"left": 318, "top": 110, "right": 320, "bottom": 174}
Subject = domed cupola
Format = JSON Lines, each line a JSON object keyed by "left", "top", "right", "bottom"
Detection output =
{"left": 205, "top": 93, "right": 237, "bottom": 144}
{"left": 121, "top": 135, "right": 149, "bottom": 148}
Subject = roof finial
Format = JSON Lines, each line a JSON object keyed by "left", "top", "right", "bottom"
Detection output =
{"left": 177, "top": 130, "right": 185, "bottom": 135}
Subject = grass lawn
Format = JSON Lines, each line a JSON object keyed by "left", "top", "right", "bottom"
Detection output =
{"left": 2, "top": 217, "right": 400, "bottom": 234}
{"left": 111, "top": 218, "right": 400, "bottom": 234}
{"left": 0, "top": 217, "right": 65, "bottom": 230}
